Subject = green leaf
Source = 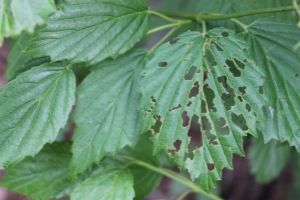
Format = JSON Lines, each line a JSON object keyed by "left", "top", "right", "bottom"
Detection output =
{"left": 72, "top": 50, "right": 145, "bottom": 174}
{"left": 0, "top": 64, "right": 76, "bottom": 167}
{"left": 29, "top": 0, "right": 149, "bottom": 64}
{"left": 249, "top": 138, "right": 290, "bottom": 183}
{"left": 71, "top": 163, "right": 135, "bottom": 200}
{"left": 246, "top": 20, "right": 300, "bottom": 150}
{"left": 0, "top": 0, "right": 56, "bottom": 45}
{"left": 6, "top": 33, "right": 50, "bottom": 80}
{"left": 126, "top": 136, "right": 162, "bottom": 200}
{"left": 140, "top": 29, "right": 266, "bottom": 191}
{"left": 1, "top": 143, "right": 72, "bottom": 200}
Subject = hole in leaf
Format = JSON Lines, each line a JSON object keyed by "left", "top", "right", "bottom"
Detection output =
{"left": 201, "top": 100, "right": 207, "bottom": 113}
{"left": 189, "top": 81, "right": 200, "bottom": 98}
{"left": 238, "top": 86, "right": 246, "bottom": 95}
{"left": 218, "top": 76, "right": 228, "bottom": 91}
{"left": 169, "top": 104, "right": 182, "bottom": 112}
{"left": 151, "top": 96, "right": 156, "bottom": 103}
{"left": 184, "top": 66, "right": 198, "bottom": 80}
{"left": 187, "top": 101, "right": 192, "bottom": 107}
{"left": 167, "top": 140, "right": 182, "bottom": 156}
{"left": 234, "top": 59, "right": 245, "bottom": 69}
{"left": 188, "top": 115, "right": 203, "bottom": 148}
{"left": 204, "top": 84, "right": 216, "bottom": 112}
{"left": 225, "top": 59, "right": 241, "bottom": 77}
{"left": 231, "top": 113, "right": 248, "bottom": 131}
{"left": 159, "top": 61, "right": 168, "bottom": 67}
{"left": 221, "top": 88, "right": 235, "bottom": 110}
{"left": 201, "top": 116, "right": 212, "bottom": 133}
{"left": 221, "top": 32, "right": 229, "bottom": 37}
{"left": 238, "top": 96, "right": 243, "bottom": 102}
{"left": 207, "top": 163, "right": 215, "bottom": 171}
{"left": 246, "top": 103, "right": 251, "bottom": 112}
{"left": 150, "top": 115, "right": 162, "bottom": 135}
{"left": 181, "top": 111, "right": 190, "bottom": 127}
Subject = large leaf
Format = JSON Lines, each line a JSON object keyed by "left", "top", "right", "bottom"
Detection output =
{"left": 29, "top": 0, "right": 149, "bottom": 64}
{"left": 249, "top": 138, "right": 290, "bottom": 183}
{"left": 1, "top": 143, "right": 73, "bottom": 200}
{"left": 246, "top": 20, "right": 300, "bottom": 150}
{"left": 71, "top": 163, "right": 135, "bottom": 200}
{"left": 140, "top": 29, "right": 266, "bottom": 191}
{"left": 0, "top": 64, "right": 76, "bottom": 167}
{"left": 72, "top": 50, "right": 144, "bottom": 174}
{"left": 0, "top": 0, "right": 56, "bottom": 45}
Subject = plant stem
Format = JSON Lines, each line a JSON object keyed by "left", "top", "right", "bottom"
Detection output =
{"left": 148, "top": 27, "right": 178, "bottom": 54}
{"left": 147, "top": 20, "right": 191, "bottom": 35}
{"left": 230, "top": 18, "right": 248, "bottom": 32}
{"left": 148, "top": 10, "right": 177, "bottom": 22}
{"left": 125, "top": 156, "right": 222, "bottom": 200}
{"left": 159, "top": 5, "right": 295, "bottom": 21}
{"left": 177, "top": 190, "right": 193, "bottom": 200}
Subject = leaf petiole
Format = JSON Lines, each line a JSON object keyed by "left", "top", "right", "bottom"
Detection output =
{"left": 124, "top": 156, "right": 223, "bottom": 200}
{"left": 147, "top": 20, "right": 192, "bottom": 35}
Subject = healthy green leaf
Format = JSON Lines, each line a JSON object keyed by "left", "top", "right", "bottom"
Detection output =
{"left": 0, "top": 0, "right": 56, "bottom": 45}
{"left": 249, "top": 138, "right": 290, "bottom": 183}
{"left": 29, "top": 0, "right": 149, "bottom": 64}
{"left": 71, "top": 163, "right": 135, "bottom": 200}
{"left": 72, "top": 50, "right": 145, "bottom": 174}
{"left": 6, "top": 33, "right": 50, "bottom": 80}
{"left": 0, "top": 64, "right": 76, "bottom": 168}
{"left": 1, "top": 143, "right": 73, "bottom": 200}
{"left": 246, "top": 20, "right": 300, "bottom": 150}
{"left": 140, "top": 29, "right": 266, "bottom": 191}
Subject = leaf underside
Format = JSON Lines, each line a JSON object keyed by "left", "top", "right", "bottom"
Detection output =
{"left": 140, "top": 29, "right": 266, "bottom": 191}
{"left": 249, "top": 138, "right": 290, "bottom": 183}
{"left": 29, "top": 0, "right": 149, "bottom": 64}
{"left": 0, "top": 64, "right": 76, "bottom": 168}
{"left": 72, "top": 50, "right": 145, "bottom": 174}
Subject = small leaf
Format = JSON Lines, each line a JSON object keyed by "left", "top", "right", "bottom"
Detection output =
{"left": 249, "top": 138, "right": 290, "bottom": 183}
{"left": 0, "top": 0, "right": 56, "bottom": 45}
{"left": 1, "top": 143, "right": 72, "bottom": 200}
{"left": 246, "top": 20, "right": 300, "bottom": 150}
{"left": 71, "top": 163, "right": 135, "bottom": 200}
{"left": 6, "top": 33, "right": 50, "bottom": 80}
{"left": 140, "top": 29, "right": 266, "bottom": 191}
{"left": 0, "top": 64, "right": 76, "bottom": 167}
{"left": 29, "top": 0, "right": 149, "bottom": 64}
{"left": 126, "top": 136, "right": 162, "bottom": 200}
{"left": 72, "top": 50, "right": 145, "bottom": 174}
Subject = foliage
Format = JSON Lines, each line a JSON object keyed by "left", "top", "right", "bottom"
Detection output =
{"left": 0, "top": 0, "right": 300, "bottom": 199}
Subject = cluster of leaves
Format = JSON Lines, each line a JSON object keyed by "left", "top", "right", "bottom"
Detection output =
{"left": 0, "top": 0, "right": 300, "bottom": 199}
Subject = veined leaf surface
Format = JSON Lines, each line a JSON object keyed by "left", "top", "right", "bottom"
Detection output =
{"left": 140, "top": 29, "right": 266, "bottom": 191}
{"left": 29, "top": 0, "right": 149, "bottom": 64}
{"left": 0, "top": 64, "right": 76, "bottom": 167}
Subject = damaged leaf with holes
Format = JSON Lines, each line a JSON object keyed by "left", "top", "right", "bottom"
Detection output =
{"left": 140, "top": 29, "right": 267, "bottom": 191}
